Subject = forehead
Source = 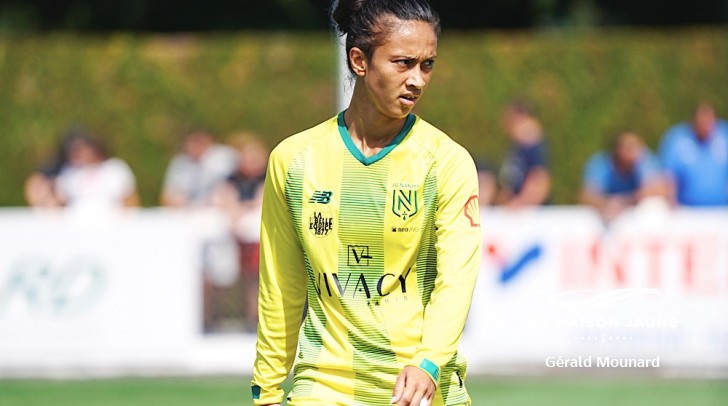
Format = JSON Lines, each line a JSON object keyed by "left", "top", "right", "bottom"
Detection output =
{"left": 377, "top": 18, "right": 438, "bottom": 57}
{"left": 616, "top": 133, "right": 641, "bottom": 149}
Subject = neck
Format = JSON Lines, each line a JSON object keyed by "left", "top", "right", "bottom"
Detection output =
{"left": 344, "top": 84, "right": 410, "bottom": 157}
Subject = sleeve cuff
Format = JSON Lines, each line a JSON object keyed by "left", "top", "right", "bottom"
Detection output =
{"left": 251, "top": 384, "right": 284, "bottom": 405}
{"left": 412, "top": 358, "right": 440, "bottom": 385}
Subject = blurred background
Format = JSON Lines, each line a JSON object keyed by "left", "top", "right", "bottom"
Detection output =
{"left": 1, "top": 1, "right": 727, "bottom": 405}
{"left": 1, "top": 1, "right": 728, "bottom": 206}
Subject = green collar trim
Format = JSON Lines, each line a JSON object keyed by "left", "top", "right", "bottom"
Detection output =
{"left": 337, "top": 111, "right": 415, "bottom": 166}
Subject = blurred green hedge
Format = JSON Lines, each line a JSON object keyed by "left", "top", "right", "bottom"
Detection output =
{"left": 1, "top": 29, "right": 726, "bottom": 206}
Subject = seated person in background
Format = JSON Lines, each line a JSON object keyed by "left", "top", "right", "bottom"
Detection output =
{"left": 580, "top": 131, "right": 665, "bottom": 222}
{"left": 496, "top": 100, "right": 551, "bottom": 207}
{"left": 212, "top": 132, "right": 269, "bottom": 236}
{"left": 659, "top": 102, "right": 728, "bottom": 206}
{"left": 210, "top": 133, "right": 270, "bottom": 332}
{"left": 24, "top": 129, "right": 83, "bottom": 208}
{"left": 55, "top": 131, "right": 139, "bottom": 208}
{"left": 160, "top": 129, "right": 238, "bottom": 208}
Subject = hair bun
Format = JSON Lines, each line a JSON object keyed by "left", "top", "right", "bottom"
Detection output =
{"left": 331, "top": 0, "right": 367, "bottom": 35}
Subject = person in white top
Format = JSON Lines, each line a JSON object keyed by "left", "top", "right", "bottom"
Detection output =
{"left": 160, "top": 129, "right": 238, "bottom": 208}
{"left": 55, "top": 133, "right": 139, "bottom": 209}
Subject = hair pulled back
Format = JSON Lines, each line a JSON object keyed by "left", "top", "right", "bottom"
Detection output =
{"left": 331, "top": 0, "right": 440, "bottom": 74}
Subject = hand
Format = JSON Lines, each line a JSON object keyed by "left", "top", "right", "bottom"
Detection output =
{"left": 391, "top": 366, "right": 435, "bottom": 406}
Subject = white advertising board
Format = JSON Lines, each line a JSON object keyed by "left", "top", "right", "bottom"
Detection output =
{"left": 464, "top": 207, "right": 728, "bottom": 374}
{"left": 0, "top": 209, "right": 203, "bottom": 375}
{"left": 0, "top": 207, "right": 726, "bottom": 377}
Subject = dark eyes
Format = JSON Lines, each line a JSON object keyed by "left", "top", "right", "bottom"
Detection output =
{"left": 395, "top": 59, "right": 436, "bottom": 69}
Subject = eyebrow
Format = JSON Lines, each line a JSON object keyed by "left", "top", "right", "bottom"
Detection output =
{"left": 391, "top": 54, "right": 438, "bottom": 60}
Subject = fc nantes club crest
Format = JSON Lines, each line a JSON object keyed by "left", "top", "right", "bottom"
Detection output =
{"left": 392, "top": 189, "right": 419, "bottom": 220}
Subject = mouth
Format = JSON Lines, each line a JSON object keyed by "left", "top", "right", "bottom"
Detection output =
{"left": 399, "top": 94, "right": 419, "bottom": 106}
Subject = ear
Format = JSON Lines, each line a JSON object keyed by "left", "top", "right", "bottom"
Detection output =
{"left": 349, "top": 47, "right": 367, "bottom": 77}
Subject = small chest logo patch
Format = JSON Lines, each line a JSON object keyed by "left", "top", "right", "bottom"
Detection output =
{"left": 309, "top": 212, "right": 333, "bottom": 237}
{"left": 392, "top": 189, "right": 419, "bottom": 220}
{"left": 309, "top": 190, "right": 333, "bottom": 204}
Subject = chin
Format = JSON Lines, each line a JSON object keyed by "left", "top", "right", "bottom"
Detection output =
{"left": 390, "top": 106, "right": 415, "bottom": 119}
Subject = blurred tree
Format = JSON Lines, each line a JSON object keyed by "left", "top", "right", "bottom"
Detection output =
{"left": 594, "top": 0, "right": 728, "bottom": 25}
{"left": 0, "top": 0, "right": 726, "bottom": 32}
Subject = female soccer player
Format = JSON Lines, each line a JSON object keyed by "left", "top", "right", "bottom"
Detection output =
{"left": 252, "top": 1, "right": 481, "bottom": 405}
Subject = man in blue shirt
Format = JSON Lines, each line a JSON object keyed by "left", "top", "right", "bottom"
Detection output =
{"left": 659, "top": 103, "right": 728, "bottom": 206}
{"left": 581, "top": 131, "right": 665, "bottom": 221}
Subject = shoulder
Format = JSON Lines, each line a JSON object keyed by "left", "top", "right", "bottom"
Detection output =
{"left": 637, "top": 149, "right": 662, "bottom": 172}
{"left": 103, "top": 157, "right": 132, "bottom": 171}
{"left": 583, "top": 152, "right": 611, "bottom": 184}
{"left": 269, "top": 115, "right": 339, "bottom": 167}
{"left": 640, "top": 148, "right": 660, "bottom": 164}
{"left": 208, "top": 144, "right": 237, "bottom": 159}
{"left": 522, "top": 138, "right": 548, "bottom": 154}
{"left": 409, "top": 116, "right": 474, "bottom": 165}
{"left": 167, "top": 153, "right": 192, "bottom": 170}
{"left": 585, "top": 152, "right": 610, "bottom": 170}
{"left": 661, "top": 122, "right": 692, "bottom": 144}
{"left": 103, "top": 158, "right": 136, "bottom": 179}
{"left": 716, "top": 119, "right": 728, "bottom": 137}
{"left": 660, "top": 122, "right": 695, "bottom": 157}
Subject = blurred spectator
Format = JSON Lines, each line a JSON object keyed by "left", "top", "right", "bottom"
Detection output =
{"left": 496, "top": 100, "right": 551, "bottom": 207}
{"left": 54, "top": 132, "right": 139, "bottom": 208}
{"left": 212, "top": 133, "right": 268, "bottom": 228}
{"left": 160, "top": 129, "right": 237, "bottom": 208}
{"left": 580, "top": 131, "right": 666, "bottom": 222}
{"left": 210, "top": 132, "right": 269, "bottom": 332}
{"left": 474, "top": 158, "right": 497, "bottom": 206}
{"left": 659, "top": 102, "right": 728, "bottom": 206}
{"left": 24, "top": 129, "right": 83, "bottom": 208}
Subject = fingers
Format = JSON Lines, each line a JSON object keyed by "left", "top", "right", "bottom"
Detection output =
{"left": 392, "top": 366, "right": 435, "bottom": 406}
{"left": 408, "top": 382, "right": 434, "bottom": 406}
{"left": 391, "top": 370, "right": 406, "bottom": 404}
{"left": 396, "top": 385, "right": 432, "bottom": 406}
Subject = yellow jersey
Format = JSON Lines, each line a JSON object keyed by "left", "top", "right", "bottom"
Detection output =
{"left": 252, "top": 112, "right": 481, "bottom": 405}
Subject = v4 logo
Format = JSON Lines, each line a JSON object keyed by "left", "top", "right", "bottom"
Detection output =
{"left": 348, "top": 245, "right": 373, "bottom": 266}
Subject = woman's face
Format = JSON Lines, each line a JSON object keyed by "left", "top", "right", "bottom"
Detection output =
{"left": 361, "top": 19, "right": 438, "bottom": 119}
{"left": 68, "top": 139, "right": 103, "bottom": 166}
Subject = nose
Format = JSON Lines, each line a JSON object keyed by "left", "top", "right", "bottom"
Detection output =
{"left": 406, "top": 65, "right": 427, "bottom": 89}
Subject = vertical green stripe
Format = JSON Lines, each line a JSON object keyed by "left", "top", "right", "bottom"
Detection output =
{"left": 338, "top": 152, "right": 397, "bottom": 404}
{"left": 440, "top": 353, "right": 471, "bottom": 404}
{"left": 416, "top": 160, "right": 438, "bottom": 307}
{"left": 285, "top": 151, "right": 325, "bottom": 398}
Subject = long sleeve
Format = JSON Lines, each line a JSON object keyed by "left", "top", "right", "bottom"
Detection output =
{"left": 410, "top": 147, "right": 482, "bottom": 385}
{"left": 251, "top": 147, "right": 308, "bottom": 404}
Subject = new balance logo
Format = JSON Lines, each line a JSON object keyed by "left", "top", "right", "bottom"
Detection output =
{"left": 348, "top": 245, "right": 373, "bottom": 266}
{"left": 309, "top": 190, "right": 333, "bottom": 204}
